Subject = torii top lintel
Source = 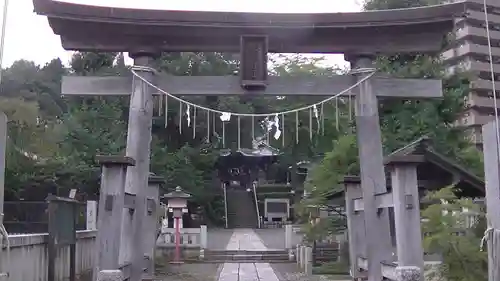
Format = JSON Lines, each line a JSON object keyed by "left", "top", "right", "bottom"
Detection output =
{"left": 33, "top": 0, "right": 466, "bottom": 54}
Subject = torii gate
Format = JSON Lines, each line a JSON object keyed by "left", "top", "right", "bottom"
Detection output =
{"left": 32, "top": 1, "right": 465, "bottom": 281}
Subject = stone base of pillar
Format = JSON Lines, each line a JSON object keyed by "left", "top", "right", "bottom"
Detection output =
{"left": 288, "top": 249, "right": 294, "bottom": 261}
{"left": 97, "top": 270, "right": 123, "bottom": 281}
{"left": 394, "top": 266, "right": 422, "bottom": 281}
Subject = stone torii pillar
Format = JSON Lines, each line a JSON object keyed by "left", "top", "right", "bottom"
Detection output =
{"left": 387, "top": 156, "right": 425, "bottom": 281}
{"left": 346, "top": 54, "right": 439, "bottom": 281}
{"left": 119, "top": 51, "right": 158, "bottom": 281}
{"left": 343, "top": 176, "right": 366, "bottom": 280}
{"left": 482, "top": 120, "right": 500, "bottom": 281}
{"left": 348, "top": 55, "right": 393, "bottom": 281}
{"left": 94, "top": 155, "right": 135, "bottom": 278}
{"left": 143, "top": 174, "right": 163, "bottom": 278}
{"left": 0, "top": 112, "right": 6, "bottom": 280}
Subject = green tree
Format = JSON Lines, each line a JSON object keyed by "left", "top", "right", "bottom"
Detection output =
{"left": 363, "top": 0, "right": 443, "bottom": 10}
{"left": 301, "top": 0, "right": 485, "bottom": 275}
{"left": 422, "top": 187, "right": 487, "bottom": 281}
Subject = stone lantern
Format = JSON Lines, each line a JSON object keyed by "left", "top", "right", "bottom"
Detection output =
{"left": 162, "top": 186, "right": 191, "bottom": 263}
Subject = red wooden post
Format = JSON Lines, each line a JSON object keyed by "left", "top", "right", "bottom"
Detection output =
{"left": 174, "top": 217, "right": 181, "bottom": 262}
{"left": 163, "top": 186, "right": 190, "bottom": 265}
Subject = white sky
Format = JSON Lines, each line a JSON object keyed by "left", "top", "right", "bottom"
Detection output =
{"left": 2, "top": 0, "right": 362, "bottom": 68}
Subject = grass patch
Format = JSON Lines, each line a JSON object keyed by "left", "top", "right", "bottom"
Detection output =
{"left": 312, "top": 261, "right": 350, "bottom": 275}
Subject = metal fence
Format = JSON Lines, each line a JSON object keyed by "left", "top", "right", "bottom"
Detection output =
{"left": 4, "top": 201, "right": 87, "bottom": 234}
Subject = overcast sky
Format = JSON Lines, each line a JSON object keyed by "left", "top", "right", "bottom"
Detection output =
{"left": 3, "top": 0, "right": 362, "bottom": 68}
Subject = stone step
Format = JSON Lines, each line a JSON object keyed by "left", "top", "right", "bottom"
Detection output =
{"left": 206, "top": 254, "right": 289, "bottom": 260}
{"left": 198, "top": 259, "right": 293, "bottom": 263}
{"left": 207, "top": 250, "right": 288, "bottom": 255}
{"left": 203, "top": 254, "right": 290, "bottom": 263}
{"left": 203, "top": 250, "right": 290, "bottom": 262}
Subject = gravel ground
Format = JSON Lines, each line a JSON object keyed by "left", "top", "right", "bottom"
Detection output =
{"left": 155, "top": 262, "right": 221, "bottom": 281}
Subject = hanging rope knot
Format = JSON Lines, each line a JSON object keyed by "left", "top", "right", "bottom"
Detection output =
{"left": 131, "top": 65, "right": 158, "bottom": 75}
{"left": 480, "top": 227, "right": 497, "bottom": 251}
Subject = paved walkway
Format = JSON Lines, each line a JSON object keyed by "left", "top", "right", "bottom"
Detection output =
{"left": 217, "top": 229, "right": 281, "bottom": 281}
{"left": 224, "top": 228, "right": 272, "bottom": 250}
{"left": 254, "top": 228, "right": 303, "bottom": 249}
{"left": 157, "top": 228, "right": 348, "bottom": 281}
{"left": 208, "top": 228, "right": 235, "bottom": 250}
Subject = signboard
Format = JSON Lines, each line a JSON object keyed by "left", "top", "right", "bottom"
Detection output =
{"left": 48, "top": 195, "right": 77, "bottom": 246}
{"left": 47, "top": 195, "right": 79, "bottom": 281}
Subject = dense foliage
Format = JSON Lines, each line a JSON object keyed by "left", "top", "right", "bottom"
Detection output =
{"left": 297, "top": 0, "right": 487, "bottom": 279}
{"left": 302, "top": 0, "right": 483, "bottom": 210}
{"left": 421, "top": 187, "right": 487, "bottom": 281}
{"left": 0, "top": 52, "right": 347, "bottom": 224}
{"left": 0, "top": 0, "right": 488, "bottom": 277}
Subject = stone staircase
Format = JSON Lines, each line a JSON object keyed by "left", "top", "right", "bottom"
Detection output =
{"left": 204, "top": 249, "right": 291, "bottom": 263}
{"left": 226, "top": 186, "right": 259, "bottom": 228}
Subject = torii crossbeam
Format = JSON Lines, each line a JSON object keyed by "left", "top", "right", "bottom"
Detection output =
{"left": 32, "top": 1, "right": 466, "bottom": 281}
{"left": 61, "top": 75, "right": 442, "bottom": 98}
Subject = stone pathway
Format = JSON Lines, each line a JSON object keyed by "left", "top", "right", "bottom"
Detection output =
{"left": 208, "top": 228, "right": 235, "bottom": 250}
{"left": 254, "top": 228, "right": 303, "bottom": 249}
{"left": 224, "top": 228, "right": 273, "bottom": 250}
{"left": 157, "top": 228, "right": 348, "bottom": 281}
{"left": 217, "top": 229, "right": 282, "bottom": 281}
{"left": 218, "top": 263, "right": 279, "bottom": 281}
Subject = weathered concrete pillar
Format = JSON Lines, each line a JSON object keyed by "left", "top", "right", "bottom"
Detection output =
{"left": 97, "top": 269, "right": 123, "bottom": 281}
{"left": 200, "top": 225, "right": 208, "bottom": 248}
{"left": 285, "top": 224, "right": 294, "bottom": 260}
{"left": 200, "top": 225, "right": 207, "bottom": 259}
{"left": 285, "top": 224, "right": 292, "bottom": 248}
{"left": 0, "top": 112, "right": 5, "bottom": 280}
{"left": 387, "top": 156, "right": 425, "bottom": 278}
{"left": 0, "top": 112, "right": 5, "bottom": 228}
{"left": 86, "top": 200, "right": 97, "bottom": 230}
{"left": 300, "top": 246, "right": 306, "bottom": 269}
{"left": 296, "top": 244, "right": 300, "bottom": 266}
{"left": 95, "top": 156, "right": 135, "bottom": 273}
{"left": 304, "top": 246, "right": 313, "bottom": 275}
{"left": 343, "top": 176, "right": 366, "bottom": 279}
{"left": 123, "top": 51, "right": 159, "bottom": 281}
{"left": 482, "top": 120, "right": 500, "bottom": 281}
{"left": 347, "top": 55, "right": 393, "bottom": 281}
{"left": 143, "top": 175, "right": 163, "bottom": 277}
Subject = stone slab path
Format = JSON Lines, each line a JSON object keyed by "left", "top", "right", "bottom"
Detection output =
{"left": 254, "top": 228, "right": 303, "bottom": 250}
{"left": 217, "top": 229, "right": 281, "bottom": 281}
{"left": 224, "top": 228, "right": 271, "bottom": 251}
{"left": 208, "top": 228, "right": 235, "bottom": 250}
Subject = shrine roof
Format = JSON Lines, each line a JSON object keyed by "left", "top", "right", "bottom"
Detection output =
{"left": 328, "top": 137, "right": 484, "bottom": 200}
{"left": 384, "top": 136, "right": 484, "bottom": 194}
{"left": 33, "top": 0, "right": 467, "bottom": 53}
{"left": 218, "top": 146, "right": 281, "bottom": 158}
